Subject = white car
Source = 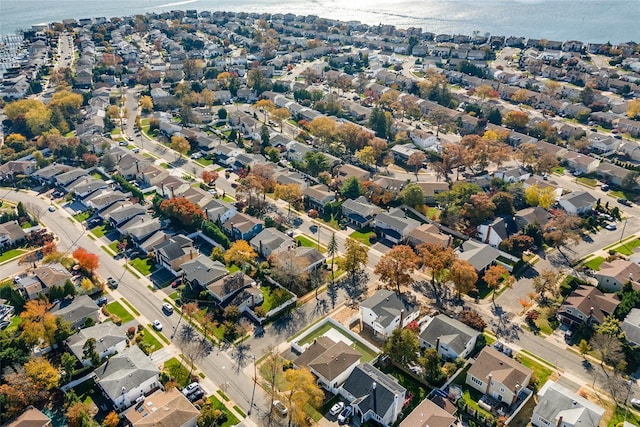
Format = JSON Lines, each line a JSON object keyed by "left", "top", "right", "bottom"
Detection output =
{"left": 329, "top": 402, "right": 345, "bottom": 416}
{"left": 152, "top": 320, "right": 163, "bottom": 331}
{"left": 273, "top": 400, "right": 288, "bottom": 416}
{"left": 631, "top": 397, "right": 640, "bottom": 408}
{"left": 605, "top": 223, "right": 617, "bottom": 231}
{"left": 182, "top": 382, "right": 199, "bottom": 396}
{"left": 48, "top": 206, "right": 56, "bottom": 212}
{"left": 162, "top": 303, "right": 173, "bottom": 314}
{"left": 337, "top": 406, "right": 353, "bottom": 423}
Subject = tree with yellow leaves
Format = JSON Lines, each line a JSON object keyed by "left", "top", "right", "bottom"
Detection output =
{"left": 627, "top": 99, "right": 640, "bottom": 119}
{"left": 284, "top": 367, "right": 324, "bottom": 427}
{"left": 223, "top": 240, "right": 257, "bottom": 269}
{"left": 24, "top": 356, "right": 60, "bottom": 391}
{"left": 140, "top": 95, "right": 154, "bottom": 112}
{"left": 524, "top": 184, "right": 556, "bottom": 209}
{"left": 20, "top": 299, "right": 58, "bottom": 347}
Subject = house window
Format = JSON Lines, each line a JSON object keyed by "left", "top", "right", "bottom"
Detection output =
{"left": 470, "top": 376, "right": 483, "bottom": 386}
{"left": 537, "top": 416, "right": 551, "bottom": 426}
{"left": 500, "top": 387, "right": 505, "bottom": 392}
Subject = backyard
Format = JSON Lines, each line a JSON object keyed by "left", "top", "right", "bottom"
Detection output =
{"left": 379, "top": 363, "right": 432, "bottom": 422}
{"left": 260, "top": 283, "right": 292, "bottom": 312}
{"left": 295, "top": 321, "right": 379, "bottom": 363}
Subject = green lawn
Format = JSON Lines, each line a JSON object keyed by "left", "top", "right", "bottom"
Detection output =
{"left": 164, "top": 357, "right": 191, "bottom": 387}
{"left": 207, "top": 395, "right": 240, "bottom": 427}
{"left": 107, "top": 241, "right": 119, "bottom": 254}
{"left": 296, "top": 322, "right": 379, "bottom": 362}
{"left": 453, "top": 366, "right": 493, "bottom": 420}
{"left": 129, "top": 257, "right": 158, "bottom": 276}
{"left": 91, "top": 225, "right": 108, "bottom": 237}
{"left": 608, "top": 405, "right": 640, "bottom": 427}
{"left": 73, "top": 211, "right": 91, "bottom": 222}
{"left": 222, "top": 195, "right": 235, "bottom": 203}
{"left": 349, "top": 228, "right": 375, "bottom": 246}
{"left": 584, "top": 256, "right": 605, "bottom": 271}
{"left": 160, "top": 163, "right": 170, "bottom": 169}
{"left": 516, "top": 352, "right": 553, "bottom": 386}
{"left": 195, "top": 157, "right": 214, "bottom": 166}
{"left": 552, "top": 166, "right": 565, "bottom": 175}
{"left": 141, "top": 326, "right": 164, "bottom": 353}
{"left": 576, "top": 177, "right": 598, "bottom": 187}
{"left": 106, "top": 301, "right": 134, "bottom": 323}
{"left": 295, "top": 235, "right": 326, "bottom": 253}
{"left": 0, "top": 249, "right": 26, "bottom": 263}
{"left": 260, "top": 284, "right": 293, "bottom": 312}
{"left": 425, "top": 206, "right": 441, "bottom": 220}
{"left": 613, "top": 238, "right": 640, "bottom": 256}
{"left": 226, "top": 264, "right": 240, "bottom": 273}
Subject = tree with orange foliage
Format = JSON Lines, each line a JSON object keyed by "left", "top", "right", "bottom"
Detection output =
{"left": 159, "top": 197, "right": 205, "bottom": 231}
{"left": 374, "top": 245, "right": 419, "bottom": 294}
{"left": 483, "top": 264, "right": 510, "bottom": 307}
{"left": 41, "top": 240, "right": 57, "bottom": 256}
{"left": 202, "top": 170, "right": 219, "bottom": 185}
{"left": 449, "top": 259, "right": 478, "bottom": 299}
{"left": 72, "top": 247, "right": 99, "bottom": 274}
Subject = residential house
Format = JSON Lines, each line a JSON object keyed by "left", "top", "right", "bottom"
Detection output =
{"left": 294, "top": 336, "right": 362, "bottom": 393}
{"left": 66, "top": 177, "right": 108, "bottom": 199}
{"left": 0, "top": 160, "right": 36, "bottom": 181}
{"left": 514, "top": 207, "right": 551, "bottom": 231}
{"left": 54, "top": 168, "right": 89, "bottom": 188}
{"left": 83, "top": 190, "right": 128, "bottom": 211}
{"left": 117, "top": 215, "right": 163, "bottom": 246}
{"left": 339, "top": 363, "right": 407, "bottom": 427}
{"left": 407, "top": 223, "right": 451, "bottom": 248}
{"left": 0, "top": 221, "right": 26, "bottom": 248}
{"left": 33, "top": 164, "right": 71, "bottom": 184}
{"left": 419, "top": 314, "right": 481, "bottom": 360}
{"left": 374, "top": 208, "right": 420, "bottom": 244}
{"left": 250, "top": 228, "right": 293, "bottom": 258}
{"left": 621, "top": 308, "right": 640, "bottom": 346}
{"left": 17, "top": 263, "right": 72, "bottom": 300}
{"left": 124, "top": 388, "right": 200, "bottom": 427}
{"left": 532, "top": 381, "right": 604, "bottom": 427}
{"left": 594, "top": 259, "right": 640, "bottom": 291}
{"left": 3, "top": 406, "right": 51, "bottom": 427}
{"left": 93, "top": 346, "right": 161, "bottom": 411}
{"left": 558, "top": 191, "right": 596, "bottom": 215}
{"left": 202, "top": 198, "right": 237, "bottom": 225}
{"left": 478, "top": 217, "right": 517, "bottom": 248}
{"left": 154, "top": 235, "right": 198, "bottom": 275}
{"left": 66, "top": 322, "right": 127, "bottom": 366}
{"left": 359, "top": 289, "right": 419, "bottom": 338}
{"left": 399, "top": 397, "right": 457, "bottom": 427}
{"left": 304, "top": 184, "right": 336, "bottom": 212}
{"left": 415, "top": 182, "right": 449, "bottom": 205}
{"left": 273, "top": 246, "right": 325, "bottom": 272}
{"left": 557, "top": 285, "right": 620, "bottom": 328}
{"left": 466, "top": 347, "right": 532, "bottom": 406}
{"left": 222, "top": 212, "right": 263, "bottom": 241}
{"left": 561, "top": 151, "right": 599, "bottom": 174}
{"left": 207, "top": 272, "right": 257, "bottom": 307}
{"left": 494, "top": 167, "right": 531, "bottom": 183}
{"left": 181, "top": 255, "right": 228, "bottom": 290}
{"left": 589, "top": 134, "right": 620, "bottom": 156}
{"left": 52, "top": 295, "right": 100, "bottom": 329}
{"left": 410, "top": 129, "right": 439, "bottom": 151}
{"left": 342, "top": 196, "right": 381, "bottom": 229}
{"left": 334, "top": 164, "right": 371, "bottom": 185}
{"left": 391, "top": 143, "right": 421, "bottom": 163}
{"left": 105, "top": 204, "right": 146, "bottom": 227}
{"left": 596, "top": 162, "right": 635, "bottom": 188}
{"left": 456, "top": 240, "right": 503, "bottom": 273}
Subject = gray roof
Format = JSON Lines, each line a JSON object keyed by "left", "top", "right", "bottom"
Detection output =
{"left": 359, "top": 289, "right": 418, "bottom": 329}
{"left": 342, "top": 196, "right": 381, "bottom": 220}
{"left": 419, "top": 314, "right": 480, "bottom": 355}
{"left": 154, "top": 234, "right": 194, "bottom": 260}
{"left": 457, "top": 240, "right": 500, "bottom": 272}
{"left": 182, "top": 255, "right": 228, "bottom": 288}
{"left": 55, "top": 168, "right": 89, "bottom": 186}
{"left": 250, "top": 228, "right": 292, "bottom": 254}
{"left": 52, "top": 295, "right": 99, "bottom": 325}
{"left": 119, "top": 215, "right": 162, "bottom": 240}
{"left": 534, "top": 381, "right": 604, "bottom": 427}
{"left": 34, "top": 163, "right": 71, "bottom": 179}
{"left": 107, "top": 204, "right": 146, "bottom": 224}
{"left": 342, "top": 363, "right": 406, "bottom": 420}
{"left": 66, "top": 322, "right": 127, "bottom": 361}
{"left": 375, "top": 208, "right": 420, "bottom": 234}
{"left": 560, "top": 191, "right": 596, "bottom": 210}
{"left": 202, "top": 198, "right": 236, "bottom": 222}
{"left": 85, "top": 190, "right": 128, "bottom": 209}
{"left": 622, "top": 308, "right": 640, "bottom": 346}
{"left": 94, "top": 346, "right": 159, "bottom": 401}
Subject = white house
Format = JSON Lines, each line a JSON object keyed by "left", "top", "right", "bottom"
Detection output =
{"left": 93, "top": 346, "right": 161, "bottom": 411}
{"left": 558, "top": 191, "right": 596, "bottom": 215}
{"left": 359, "top": 289, "right": 419, "bottom": 338}
{"left": 66, "top": 323, "right": 127, "bottom": 366}
{"left": 419, "top": 314, "right": 481, "bottom": 360}
{"left": 532, "top": 381, "right": 604, "bottom": 427}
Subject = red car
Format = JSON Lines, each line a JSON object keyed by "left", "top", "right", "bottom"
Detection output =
{"left": 171, "top": 278, "right": 182, "bottom": 288}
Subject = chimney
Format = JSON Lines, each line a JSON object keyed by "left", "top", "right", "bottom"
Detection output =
{"left": 372, "top": 382, "right": 377, "bottom": 416}
{"left": 399, "top": 309, "right": 405, "bottom": 329}
{"left": 486, "top": 373, "right": 492, "bottom": 395}
{"left": 170, "top": 186, "right": 175, "bottom": 198}
{"left": 512, "top": 383, "right": 520, "bottom": 406}
{"left": 136, "top": 161, "right": 139, "bottom": 173}
{"left": 435, "top": 337, "right": 440, "bottom": 353}
{"left": 557, "top": 416, "right": 563, "bottom": 427}
{"left": 190, "top": 249, "right": 196, "bottom": 260}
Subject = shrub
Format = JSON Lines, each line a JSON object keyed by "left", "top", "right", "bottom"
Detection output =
{"left": 127, "top": 327, "right": 136, "bottom": 337}
{"left": 111, "top": 315, "right": 122, "bottom": 325}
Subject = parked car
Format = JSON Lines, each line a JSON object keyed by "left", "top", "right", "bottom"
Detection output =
{"left": 600, "top": 184, "right": 609, "bottom": 191}
{"left": 187, "top": 388, "right": 204, "bottom": 402}
{"left": 330, "top": 402, "right": 345, "bottom": 416}
{"left": 338, "top": 406, "right": 353, "bottom": 424}
{"left": 107, "top": 277, "right": 118, "bottom": 289}
{"left": 182, "top": 382, "right": 199, "bottom": 396}
{"left": 564, "top": 329, "right": 574, "bottom": 341}
{"left": 48, "top": 206, "right": 56, "bottom": 212}
{"left": 96, "top": 297, "right": 108, "bottom": 306}
{"left": 119, "top": 141, "right": 128, "bottom": 146}
{"left": 631, "top": 398, "right": 640, "bottom": 408}
{"left": 162, "top": 303, "right": 174, "bottom": 314}
{"left": 605, "top": 223, "right": 617, "bottom": 231}
{"left": 618, "top": 198, "right": 633, "bottom": 206}
{"left": 152, "top": 320, "right": 163, "bottom": 331}
{"left": 492, "top": 341, "right": 504, "bottom": 352}
{"left": 273, "top": 400, "right": 288, "bottom": 416}
{"left": 171, "top": 278, "right": 182, "bottom": 288}
{"left": 502, "top": 346, "right": 513, "bottom": 357}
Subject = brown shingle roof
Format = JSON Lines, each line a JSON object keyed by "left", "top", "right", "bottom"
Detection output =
{"left": 560, "top": 285, "right": 620, "bottom": 323}
{"left": 468, "top": 347, "right": 532, "bottom": 391}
